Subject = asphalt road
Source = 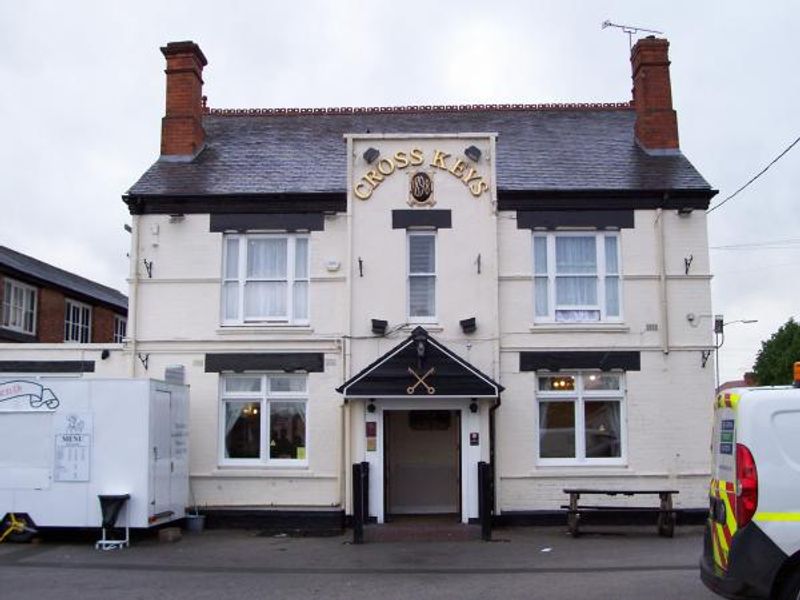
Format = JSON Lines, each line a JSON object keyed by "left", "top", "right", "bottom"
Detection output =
{"left": 0, "top": 526, "right": 719, "bottom": 599}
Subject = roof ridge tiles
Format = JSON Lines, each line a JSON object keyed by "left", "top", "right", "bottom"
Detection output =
{"left": 205, "top": 102, "right": 633, "bottom": 117}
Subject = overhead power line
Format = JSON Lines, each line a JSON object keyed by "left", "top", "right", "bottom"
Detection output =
{"left": 706, "top": 134, "right": 800, "bottom": 215}
{"left": 710, "top": 237, "right": 800, "bottom": 250}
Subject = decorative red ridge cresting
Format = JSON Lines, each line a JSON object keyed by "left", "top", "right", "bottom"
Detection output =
{"left": 204, "top": 102, "right": 633, "bottom": 117}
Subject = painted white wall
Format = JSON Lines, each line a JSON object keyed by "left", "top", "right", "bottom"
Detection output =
{"left": 0, "top": 133, "right": 715, "bottom": 516}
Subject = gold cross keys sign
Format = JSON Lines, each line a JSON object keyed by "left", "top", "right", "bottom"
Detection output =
{"left": 407, "top": 367, "right": 436, "bottom": 395}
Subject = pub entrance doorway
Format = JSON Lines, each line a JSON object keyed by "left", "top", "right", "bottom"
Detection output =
{"left": 384, "top": 409, "right": 461, "bottom": 520}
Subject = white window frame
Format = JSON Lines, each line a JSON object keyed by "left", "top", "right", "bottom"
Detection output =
{"left": 532, "top": 231, "right": 622, "bottom": 323}
{"left": 535, "top": 371, "right": 627, "bottom": 467}
{"left": 218, "top": 374, "right": 308, "bottom": 467}
{"left": 407, "top": 230, "right": 437, "bottom": 323}
{"left": 64, "top": 298, "right": 92, "bottom": 343}
{"left": 113, "top": 315, "right": 127, "bottom": 343}
{"left": 221, "top": 233, "right": 310, "bottom": 326}
{"left": 1, "top": 278, "right": 37, "bottom": 335}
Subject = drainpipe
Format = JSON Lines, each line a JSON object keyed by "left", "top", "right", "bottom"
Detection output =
{"left": 128, "top": 213, "right": 141, "bottom": 376}
{"left": 489, "top": 134, "right": 502, "bottom": 515}
{"left": 656, "top": 208, "right": 670, "bottom": 354}
{"left": 488, "top": 393, "right": 501, "bottom": 514}
{"left": 343, "top": 135, "right": 355, "bottom": 516}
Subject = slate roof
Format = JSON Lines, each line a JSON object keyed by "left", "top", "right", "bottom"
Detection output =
{"left": 0, "top": 246, "right": 128, "bottom": 311}
{"left": 126, "top": 106, "right": 713, "bottom": 198}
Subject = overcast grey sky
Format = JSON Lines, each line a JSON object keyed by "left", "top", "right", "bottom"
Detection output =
{"left": 1, "top": 0, "right": 798, "bottom": 383}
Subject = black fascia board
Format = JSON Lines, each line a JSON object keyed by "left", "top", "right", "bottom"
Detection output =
{"left": 123, "top": 192, "right": 347, "bottom": 216}
{"left": 0, "top": 266, "right": 128, "bottom": 314}
{"left": 210, "top": 213, "right": 325, "bottom": 232}
{"left": 205, "top": 353, "right": 325, "bottom": 373}
{"left": 392, "top": 210, "right": 452, "bottom": 229}
{"left": 520, "top": 351, "right": 641, "bottom": 372}
{"left": 497, "top": 188, "right": 718, "bottom": 211}
{"left": 0, "top": 360, "right": 96, "bottom": 373}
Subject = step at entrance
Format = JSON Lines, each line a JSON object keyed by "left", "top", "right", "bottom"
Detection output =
{"left": 364, "top": 516, "right": 480, "bottom": 542}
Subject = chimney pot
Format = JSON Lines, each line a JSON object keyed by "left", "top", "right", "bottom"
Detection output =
{"left": 631, "top": 37, "right": 679, "bottom": 151}
{"left": 160, "top": 41, "right": 207, "bottom": 158}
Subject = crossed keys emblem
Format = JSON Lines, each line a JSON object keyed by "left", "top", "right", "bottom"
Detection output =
{"left": 407, "top": 367, "right": 436, "bottom": 395}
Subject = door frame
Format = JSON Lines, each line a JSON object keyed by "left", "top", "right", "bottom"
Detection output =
{"left": 363, "top": 398, "right": 481, "bottom": 524}
{"left": 383, "top": 409, "right": 462, "bottom": 521}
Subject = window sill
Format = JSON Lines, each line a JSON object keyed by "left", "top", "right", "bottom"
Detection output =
{"left": 530, "top": 323, "right": 629, "bottom": 333}
{"left": 401, "top": 322, "right": 443, "bottom": 332}
{"left": 205, "top": 466, "right": 328, "bottom": 479}
{"left": 217, "top": 325, "right": 314, "bottom": 335}
{"left": 534, "top": 461, "right": 628, "bottom": 470}
{"left": 501, "top": 466, "right": 633, "bottom": 480}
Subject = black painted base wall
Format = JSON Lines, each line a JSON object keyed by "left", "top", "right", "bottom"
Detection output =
{"left": 495, "top": 508, "right": 708, "bottom": 527}
{"left": 182, "top": 507, "right": 707, "bottom": 535}
{"left": 199, "top": 508, "right": 345, "bottom": 536}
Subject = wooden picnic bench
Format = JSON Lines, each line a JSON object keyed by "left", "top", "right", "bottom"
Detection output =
{"left": 562, "top": 488, "right": 679, "bottom": 538}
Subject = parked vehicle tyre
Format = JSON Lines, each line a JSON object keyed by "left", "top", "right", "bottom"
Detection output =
{"left": 776, "top": 568, "right": 800, "bottom": 600}
{"left": 1, "top": 513, "right": 36, "bottom": 543}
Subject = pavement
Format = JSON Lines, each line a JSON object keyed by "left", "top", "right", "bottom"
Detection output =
{"left": 0, "top": 525, "right": 719, "bottom": 599}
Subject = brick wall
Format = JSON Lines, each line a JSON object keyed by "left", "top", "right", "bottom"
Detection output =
{"left": 161, "top": 41, "right": 207, "bottom": 156}
{"left": 92, "top": 305, "right": 116, "bottom": 342}
{"left": 38, "top": 287, "right": 65, "bottom": 342}
{"left": 631, "top": 37, "right": 679, "bottom": 150}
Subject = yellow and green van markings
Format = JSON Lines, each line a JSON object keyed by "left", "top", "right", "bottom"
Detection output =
{"left": 754, "top": 512, "right": 800, "bottom": 522}
{"left": 709, "top": 478, "right": 737, "bottom": 571}
{"left": 715, "top": 392, "right": 741, "bottom": 410}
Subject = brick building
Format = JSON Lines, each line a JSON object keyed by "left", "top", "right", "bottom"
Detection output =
{"left": 0, "top": 246, "right": 127, "bottom": 344}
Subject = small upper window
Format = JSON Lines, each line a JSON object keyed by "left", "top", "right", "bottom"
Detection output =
{"left": 1, "top": 278, "right": 37, "bottom": 335}
{"left": 113, "top": 315, "right": 127, "bottom": 343}
{"left": 408, "top": 231, "right": 436, "bottom": 321}
{"left": 65, "top": 299, "right": 92, "bottom": 343}
{"left": 222, "top": 234, "right": 309, "bottom": 325}
{"left": 533, "top": 232, "right": 621, "bottom": 323}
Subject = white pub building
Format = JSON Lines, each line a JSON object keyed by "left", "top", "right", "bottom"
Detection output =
{"left": 2, "top": 37, "right": 717, "bottom": 534}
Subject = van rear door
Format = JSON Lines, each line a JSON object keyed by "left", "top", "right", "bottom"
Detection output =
{"left": 708, "top": 392, "right": 740, "bottom": 571}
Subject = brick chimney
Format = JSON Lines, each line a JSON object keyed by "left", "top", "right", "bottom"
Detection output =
{"left": 160, "top": 41, "right": 207, "bottom": 158}
{"left": 631, "top": 36, "right": 679, "bottom": 151}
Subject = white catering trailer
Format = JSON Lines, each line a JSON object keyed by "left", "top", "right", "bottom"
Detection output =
{"left": 0, "top": 377, "right": 190, "bottom": 542}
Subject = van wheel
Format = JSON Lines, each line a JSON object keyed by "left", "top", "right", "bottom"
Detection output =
{"left": 1, "top": 513, "right": 36, "bottom": 543}
{"left": 777, "top": 568, "right": 800, "bottom": 600}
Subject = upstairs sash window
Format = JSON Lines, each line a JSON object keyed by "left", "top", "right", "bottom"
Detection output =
{"left": 64, "top": 299, "right": 91, "bottom": 342}
{"left": 533, "top": 232, "right": 621, "bottom": 323}
{"left": 1, "top": 278, "right": 37, "bottom": 335}
{"left": 223, "top": 234, "right": 309, "bottom": 325}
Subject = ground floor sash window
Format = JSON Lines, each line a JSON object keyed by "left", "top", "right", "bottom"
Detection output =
{"left": 536, "top": 372, "right": 625, "bottom": 466}
{"left": 220, "top": 374, "right": 307, "bottom": 465}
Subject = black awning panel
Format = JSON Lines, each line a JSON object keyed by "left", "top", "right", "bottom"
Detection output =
{"left": 338, "top": 327, "right": 502, "bottom": 398}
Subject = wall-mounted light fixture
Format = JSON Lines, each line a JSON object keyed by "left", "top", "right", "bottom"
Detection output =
{"left": 169, "top": 214, "right": 185, "bottom": 223}
{"left": 367, "top": 401, "right": 376, "bottom": 413}
{"left": 460, "top": 317, "right": 477, "bottom": 334}
{"left": 371, "top": 319, "right": 388, "bottom": 335}
{"left": 677, "top": 207, "right": 694, "bottom": 216}
{"left": 363, "top": 147, "right": 380, "bottom": 164}
{"left": 464, "top": 145, "right": 482, "bottom": 162}
{"left": 469, "top": 401, "right": 478, "bottom": 413}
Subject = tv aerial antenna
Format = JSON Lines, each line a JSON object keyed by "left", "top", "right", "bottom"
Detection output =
{"left": 602, "top": 20, "right": 664, "bottom": 49}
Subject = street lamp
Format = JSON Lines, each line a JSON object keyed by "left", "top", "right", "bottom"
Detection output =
{"left": 715, "top": 317, "right": 759, "bottom": 390}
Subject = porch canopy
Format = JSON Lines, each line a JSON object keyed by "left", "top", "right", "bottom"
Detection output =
{"left": 337, "top": 327, "right": 503, "bottom": 398}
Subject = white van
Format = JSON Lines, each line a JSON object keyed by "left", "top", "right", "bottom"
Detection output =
{"left": 701, "top": 365, "right": 800, "bottom": 599}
